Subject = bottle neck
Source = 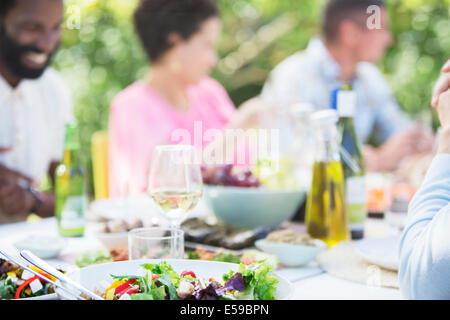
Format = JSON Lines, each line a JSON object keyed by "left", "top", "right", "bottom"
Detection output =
{"left": 339, "top": 116, "right": 356, "bottom": 133}
{"left": 315, "top": 127, "right": 341, "bottom": 163}
{"left": 62, "top": 148, "right": 80, "bottom": 167}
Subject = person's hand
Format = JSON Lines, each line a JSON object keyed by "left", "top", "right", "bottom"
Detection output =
{"left": 365, "top": 126, "right": 434, "bottom": 171}
{"left": 437, "top": 89, "right": 450, "bottom": 128}
{"left": 0, "top": 164, "right": 34, "bottom": 186}
{"left": 436, "top": 89, "right": 450, "bottom": 154}
{"left": 0, "top": 180, "right": 36, "bottom": 217}
{"left": 431, "top": 59, "right": 450, "bottom": 107}
{"left": 0, "top": 165, "right": 36, "bottom": 217}
{"left": 227, "top": 96, "right": 273, "bottom": 130}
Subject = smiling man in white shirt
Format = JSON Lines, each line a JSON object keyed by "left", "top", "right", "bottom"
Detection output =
{"left": 0, "top": 0, "right": 73, "bottom": 224}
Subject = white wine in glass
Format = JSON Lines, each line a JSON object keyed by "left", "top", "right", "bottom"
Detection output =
{"left": 151, "top": 188, "right": 203, "bottom": 222}
{"left": 148, "top": 145, "right": 203, "bottom": 230}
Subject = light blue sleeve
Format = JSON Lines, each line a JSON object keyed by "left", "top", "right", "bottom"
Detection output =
{"left": 398, "top": 154, "right": 450, "bottom": 299}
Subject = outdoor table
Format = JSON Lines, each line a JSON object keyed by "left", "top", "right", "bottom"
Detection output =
{"left": 0, "top": 217, "right": 403, "bottom": 300}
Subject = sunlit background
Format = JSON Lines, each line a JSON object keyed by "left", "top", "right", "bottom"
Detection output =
{"left": 53, "top": 0, "right": 450, "bottom": 193}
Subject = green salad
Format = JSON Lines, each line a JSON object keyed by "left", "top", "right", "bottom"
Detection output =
{"left": 101, "top": 260, "right": 279, "bottom": 300}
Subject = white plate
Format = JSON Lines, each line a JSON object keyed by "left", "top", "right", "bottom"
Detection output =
{"left": 56, "top": 259, "right": 294, "bottom": 300}
{"left": 356, "top": 236, "right": 400, "bottom": 271}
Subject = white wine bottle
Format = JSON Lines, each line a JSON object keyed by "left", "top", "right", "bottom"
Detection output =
{"left": 336, "top": 86, "right": 367, "bottom": 239}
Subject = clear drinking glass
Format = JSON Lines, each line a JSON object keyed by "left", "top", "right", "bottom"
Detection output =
{"left": 128, "top": 227, "right": 184, "bottom": 260}
{"left": 147, "top": 145, "right": 203, "bottom": 231}
{"left": 384, "top": 179, "right": 413, "bottom": 235}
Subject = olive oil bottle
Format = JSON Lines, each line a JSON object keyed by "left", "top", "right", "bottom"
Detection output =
{"left": 305, "top": 110, "right": 349, "bottom": 247}
{"left": 336, "top": 86, "right": 367, "bottom": 239}
{"left": 55, "top": 123, "right": 87, "bottom": 237}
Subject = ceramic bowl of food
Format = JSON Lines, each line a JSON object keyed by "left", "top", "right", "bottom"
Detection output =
{"left": 255, "top": 229, "right": 327, "bottom": 267}
{"left": 203, "top": 186, "right": 306, "bottom": 230}
{"left": 56, "top": 259, "right": 294, "bottom": 300}
{"left": 91, "top": 219, "right": 146, "bottom": 251}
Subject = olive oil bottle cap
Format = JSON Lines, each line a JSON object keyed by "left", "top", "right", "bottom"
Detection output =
{"left": 311, "top": 109, "right": 339, "bottom": 126}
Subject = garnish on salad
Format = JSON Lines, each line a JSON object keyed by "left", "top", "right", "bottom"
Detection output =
{"left": 97, "top": 261, "right": 279, "bottom": 300}
{"left": 0, "top": 258, "right": 58, "bottom": 300}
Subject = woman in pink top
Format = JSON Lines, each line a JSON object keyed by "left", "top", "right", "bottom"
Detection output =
{"left": 109, "top": 0, "right": 255, "bottom": 197}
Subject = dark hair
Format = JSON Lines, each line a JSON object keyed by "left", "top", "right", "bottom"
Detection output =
{"left": 134, "top": 0, "right": 218, "bottom": 62}
{"left": 322, "top": 0, "right": 386, "bottom": 42}
{"left": 0, "top": 0, "right": 16, "bottom": 18}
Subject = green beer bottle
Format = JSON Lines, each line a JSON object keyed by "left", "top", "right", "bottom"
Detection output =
{"left": 336, "top": 86, "right": 367, "bottom": 239}
{"left": 55, "top": 123, "right": 87, "bottom": 237}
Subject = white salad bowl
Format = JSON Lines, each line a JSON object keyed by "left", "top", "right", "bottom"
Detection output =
{"left": 21, "top": 293, "right": 58, "bottom": 300}
{"left": 56, "top": 259, "right": 294, "bottom": 300}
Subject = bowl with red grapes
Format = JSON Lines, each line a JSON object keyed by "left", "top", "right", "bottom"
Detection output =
{"left": 201, "top": 164, "right": 306, "bottom": 230}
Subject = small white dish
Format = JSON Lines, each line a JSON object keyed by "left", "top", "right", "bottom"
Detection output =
{"left": 255, "top": 239, "right": 327, "bottom": 267}
{"left": 14, "top": 235, "right": 67, "bottom": 259}
{"left": 355, "top": 236, "right": 400, "bottom": 271}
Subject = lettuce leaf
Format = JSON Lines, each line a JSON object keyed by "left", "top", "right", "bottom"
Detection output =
{"left": 142, "top": 261, "right": 180, "bottom": 287}
{"left": 75, "top": 250, "right": 112, "bottom": 268}
{"left": 229, "top": 261, "right": 279, "bottom": 300}
{"left": 131, "top": 286, "right": 166, "bottom": 300}
{"left": 0, "top": 278, "right": 17, "bottom": 300}
{"left": 158, "top": 273, "right": 179, "bottom": 300}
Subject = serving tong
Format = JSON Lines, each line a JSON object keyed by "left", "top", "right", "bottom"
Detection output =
{"left": 0, "top": 249, "right": 103, "bottom": 300}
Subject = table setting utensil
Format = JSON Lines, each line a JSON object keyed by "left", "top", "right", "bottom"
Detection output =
{"left": 20, "top": 249, "right": 104, "bottom": 300}
{"left": 0, "top": 249, "right": 81, "bottom": 300}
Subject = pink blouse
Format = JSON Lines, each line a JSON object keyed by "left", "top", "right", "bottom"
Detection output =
{"left": 108, "top": 77, "right": 236, "bottom": 197}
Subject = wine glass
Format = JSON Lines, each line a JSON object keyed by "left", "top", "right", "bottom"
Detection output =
{"left": 147, "top": 145, "right": 203, "bottom": 231}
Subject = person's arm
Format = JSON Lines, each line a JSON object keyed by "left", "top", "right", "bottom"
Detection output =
{"left": 363, "top": 125, "right": 434, "bottom": 172}
{"left": 363, "top": 92, "right": 434, "bottom": 171}
{"left": 398, "top": 151, "right": 450, "bottom": 299}
{"left": 0, "top": 162, "right": 56, "bottom": 218}
{"left": 398, "top": 89, "right": 450, "bottom": 299}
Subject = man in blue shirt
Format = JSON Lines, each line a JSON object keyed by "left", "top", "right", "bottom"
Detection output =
{"left": 399, "top": 59, "right": 450, "bottom": 299}
{"left": 261, "top": 0, "right": 434, "bottom": 172}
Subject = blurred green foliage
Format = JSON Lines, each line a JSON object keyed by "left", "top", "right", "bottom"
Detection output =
{"left": 53, "top": 0, "right": 449, "bottom": 194}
